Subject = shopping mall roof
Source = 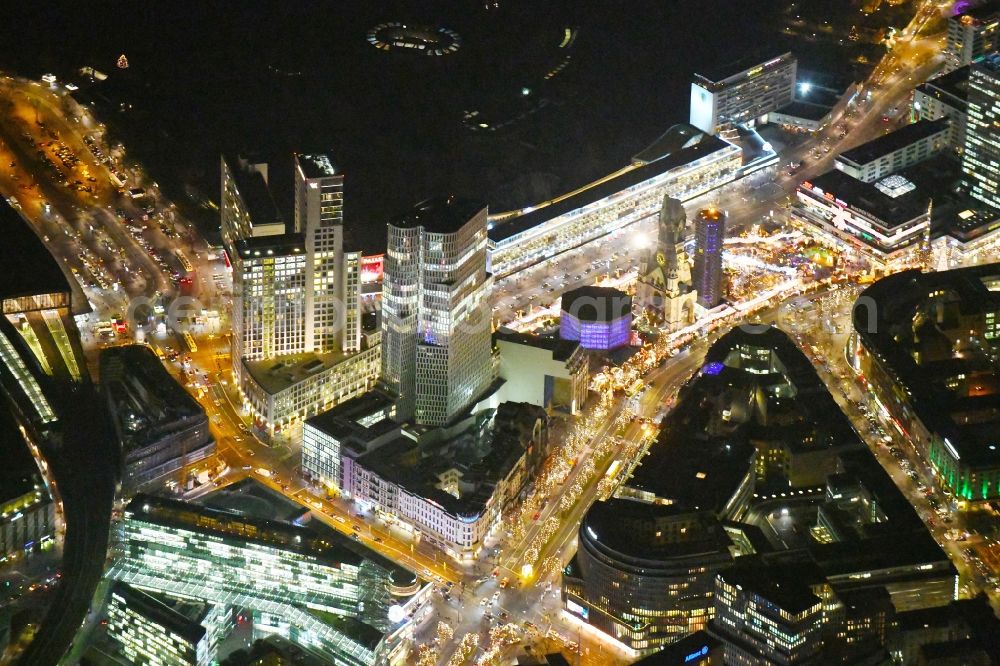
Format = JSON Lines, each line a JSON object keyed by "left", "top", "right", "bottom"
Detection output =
{"left": 489, "top": 132, "right": 734, "bottom": 243}
{"left": 1, "top": 199, "right": 70, "bottom": 303}
{"left": 391, "top": 196, "right": 485, "bottom": 235}
{"left": 802, "top": 168, "right": 930, "bottom": 230}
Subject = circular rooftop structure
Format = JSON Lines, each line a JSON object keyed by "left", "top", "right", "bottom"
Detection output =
{"left": 367, "top": 22, "right": 461, "bottom": 56}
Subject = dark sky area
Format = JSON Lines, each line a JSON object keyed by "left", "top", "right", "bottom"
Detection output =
{"left": 2, "top": 1, "right": 888, "bottom": 250}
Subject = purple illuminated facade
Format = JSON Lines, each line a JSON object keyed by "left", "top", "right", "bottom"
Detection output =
{"left": 693, "top": 208, "right": 726, "bottom": 309}
{"left": 559, "top": 286, "right": 632, "bottom": 350}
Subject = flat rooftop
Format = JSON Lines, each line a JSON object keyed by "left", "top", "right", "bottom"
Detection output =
{"left": 717, "top": 562, "right": 822, "bottom": 614}
{"left": 199, "top": 478, "right": 416, "bottom": 586}
{"left": 125, "top": 492, "right": 365, "bottom": 567}
{"left": 391, "top": 196, "right": 485, "bottom": 235}
{"left": 489, "top": 130, "right": 735, "bottom": 244}
{"left": 494, "top": 328, "right": 580, "bottom": 363}
{"left": 775, "top": 100, "right": 832, "bottom": 121}
{"left": 918, "top": 65, "right": 969, "bottom": 108}
{"left": 226, "top": 155, "right": 284, "bottom": 229}
{"left": 295, "top": 152, "right": 340, "bottom": 180}
{"left": 693, "top": 51, "right": 794, "bottom": 88}
{"left": 1, "top": 199, "right": 70, "bottom": 303}
{"left": 803, "top": 168, "right": 930, "bottom": 229}
{"left": 560, "top": 286, "right": 631, "bottom": 322}
{"left": 242, "top": 349, "right": 358, "bottom": 396}
{"left": 233, "top": 232, "right": 305, "bottom": 260}
{"left": 99, "top": 345, "right": 208, "bottom": 455}
{"left": 837, "top": 118, "right": 949, "bottom": 166}
{"left": 854, "top": 265, "right": 1000, "bottom": 468}
{"left": 354, "top": 404, "right": 541, "bottom": 519}
{"left": 582, "top": 499, "right": 734, "bottom": 562}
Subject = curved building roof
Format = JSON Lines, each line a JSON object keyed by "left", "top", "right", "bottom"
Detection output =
{"left": 390, "top": 196, "right": 486, "bottom": 235}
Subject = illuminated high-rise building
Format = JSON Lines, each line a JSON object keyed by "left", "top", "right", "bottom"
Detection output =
{"left": 963, "top": 54, "right": 1000, "bottom": 210}
{"left": 382, "top": 197, "right": 495, "bottom": 425}
{"left": 294, "top": 153, "right": 361, "bottom": 354}
{"left": 223, "top": 155, "right": 379, "bottom": 439}
{"left": 690, "top": 53, "right": 796, "bottom": 134}
{"left": 221, "top": 155, "right": 307, "bottom": 368}
{"left": 946, "top": 2, "right": 1000, "bottom": 71}
{"left": 693, "top": 208, "right": 726, "bottom": 309}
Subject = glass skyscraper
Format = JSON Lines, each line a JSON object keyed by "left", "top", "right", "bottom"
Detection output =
{"left": 382, "top": 197, "right": 495, "bottom": 425}
{"left": 964, "top": 53, "right": 1000, "bottom": 211}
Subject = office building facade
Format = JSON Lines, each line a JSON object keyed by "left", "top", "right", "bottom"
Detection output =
{"left": 304, "top": 396, "right": 546, "bottom": 559}
{"left": 834, "top": 119, "right": 950, "bottom": 183}
{"left": 107, "top": 582, "right": 228, "bottom": 666}
{"left": 852, "top": 265, "right": 1000, "bottom": 502}
{"left": 914, "top": 66, "right": 969, "bottom": 153}
{"left": 964, "top": 54, "right": 1000, "bottom": 210}
{"left": 108, "top": 495, "right": 399, "bottom": 665}
{"left": 223, "top": 155, "right": 377, "bottom": 441}
{"left": 294, "top": 153, "right": 361, "bottom": 354}
{"left": 690, "top": 53, "right": 796, "bottom": 134}
{"left": 1, "top": 408, "right": 55, "bottom": 569}
{"left": 240, "top": 343, "right": 380, "bottom": 438}
{"left": 693, "top": 208, "right": 726, "bottom": 309}
{"left": 382, "top": 197, "right": 495, "bottom": 425}
{"left": 494, "top": 330, "right": 588, "bottom": 415}
{"left": 100, "top": 345, "right": 215, "bottom": 493}
{"left": 712, "top": 566, "right": 825, "bottom": 665}
{"left": 794, "top": 170, "right": 930, "bottom": 268}
{"left": 222, "top": 156, "right": 308, "bottom": 366}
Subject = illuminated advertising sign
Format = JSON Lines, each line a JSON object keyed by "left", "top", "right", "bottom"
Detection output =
{"left": 685, "top": 645, "right": 710, "bottom": 662}
{"left": 361, "top": 254, "right": 384, "bottom": 283}
{"left": 566, "top": 598, "right": 589, "bottom": 619}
